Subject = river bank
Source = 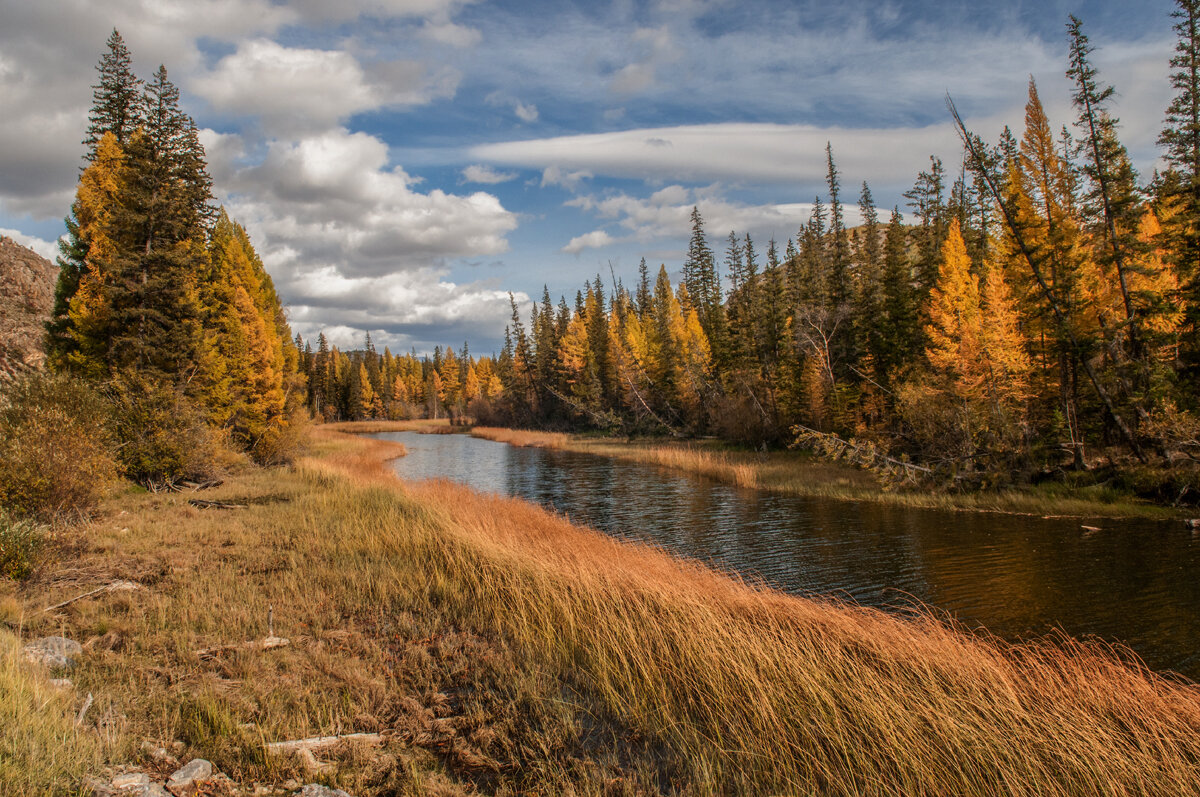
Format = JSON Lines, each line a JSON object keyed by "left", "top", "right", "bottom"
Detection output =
{"left": 466, "top": 425, "right": 1189, "bottom": 520}
{"left": 4, "top": 423, "right": 1200, "bottom": 795}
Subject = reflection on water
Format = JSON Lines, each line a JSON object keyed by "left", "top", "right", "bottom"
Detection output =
{"left": 375, "top": 431, "right": 1200, "bottom": 679}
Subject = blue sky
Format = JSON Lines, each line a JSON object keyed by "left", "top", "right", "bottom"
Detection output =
{"left": 0, "top": 0, "right": 1181, "bottom": 354}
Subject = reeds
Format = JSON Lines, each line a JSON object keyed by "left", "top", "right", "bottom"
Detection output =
{"left": 470, "top": 427, "right": 568, "bottom": 449}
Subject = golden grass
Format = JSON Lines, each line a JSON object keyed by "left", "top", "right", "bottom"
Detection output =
{"left": 3, "top": 426, "right": 1199, "bottom": 794}
{"left": 470, "top": 426, "right": 568, "bottom": 449}
{"left": 0, "top": 630, "right": 103, "bottom": 796}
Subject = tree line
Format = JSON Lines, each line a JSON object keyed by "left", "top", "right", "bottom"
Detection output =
{"left": 479, "top": 6, "right": 1200, "bottom": 488}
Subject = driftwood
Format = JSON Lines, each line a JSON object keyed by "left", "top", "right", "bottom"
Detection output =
{"left": 196, "top": 636, "right": 290, "bottom": 661}
{"left": 43, "top": 580, "right": 144, "bottom": 613}
{"left": 187, "top": 499, "right": 247, "bottom": 510}
{"left": 266, "top": 732, "right": 386, "bottom": 772}
{"left": 265, "top": 732, "right": 385, "bottom": 755}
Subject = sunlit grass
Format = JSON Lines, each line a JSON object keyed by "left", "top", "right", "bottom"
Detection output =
{"left": 3, "top": 425, "right": 1197, "bottom": 794}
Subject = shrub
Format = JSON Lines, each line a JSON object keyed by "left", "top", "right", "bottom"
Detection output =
{"left": 0, "top": 511, "right": 45, "bottom": 580}
{"left": 106, "top": 371, "right": 218, "bottom": 487}
{"left": 250, "top": 405, "right": 309, "bottom": 466}
{"left": 0, "top": 371, "right": 116, "bottom": 521}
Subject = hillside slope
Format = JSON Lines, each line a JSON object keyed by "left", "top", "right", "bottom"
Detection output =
{"left": 0, "top": 236, "right": 56, "bottom": 379}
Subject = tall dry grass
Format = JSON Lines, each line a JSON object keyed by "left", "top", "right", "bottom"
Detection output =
{"left": 4, "top": 425, "right": 1199, "bottom": 794}
{"left": 305, "top": 430, "right": 1200, "bottom": 795}
{"left": 470, "top": 426, "right": 569, "bottom": 449}
{"left": 0, "top": 630, "right": 103, "bottom": 795}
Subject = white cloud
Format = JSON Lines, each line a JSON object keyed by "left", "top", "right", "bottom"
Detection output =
{"left": 461, "top": 164, "right": 518, "bottom": 184}
{"left": 484, "top": 91, "right": 541, "bottom": 123}
{"left": 420, "top": 20, "right": 483, "bottom": 47}
{"left": 540, "top": 165, "right": 593, "bottom": 191}
{"left": 192, "top": 40, "right": 456, "bottom": 136}
{"left": 220, "top": 128, "right": 517, "bottom": 279}
{"left": 513, "top": 100, "right": 540, "bottom": 123}
{"left": 562, "top": 229, "right": 616, "bottom": 254}
{"left": 0, "top": 227, "right": 60, "bottom": 261}
{"left": 566, "top": 185, "right": 859, "bottom": 248}
{"left": 477, "top": 122, "right": 965, "bottom": 189}
{"left": 281, "top": 265, "right": 526, "bottom": 354}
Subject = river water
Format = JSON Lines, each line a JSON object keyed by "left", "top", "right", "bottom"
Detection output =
{"left": 374, "top": 431, "right": 1200, "bottom": 680}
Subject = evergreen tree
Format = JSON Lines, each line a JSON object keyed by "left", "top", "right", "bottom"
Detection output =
{"left": 84, "top": 29, "right": 142, "bottom": 158}
{"left": 1160, "top": 0, "right": 1200, "bottom": 375}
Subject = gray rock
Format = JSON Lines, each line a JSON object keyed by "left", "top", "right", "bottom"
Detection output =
{"left": 166, "top": 759, "right": 212, "bottom": 791}
{"left": 139, "top": 785, "right": 171, "bottom": 797}
{"left": 48, "top": 678, "right": 73, "bottom": 689}
{"left": 296, "top": 786, "right": 353, "bottom": 797}
{"left": 111, "top": 772, "right": 150, "bottom": 790}
{"left": 22, "top": 636, "right": 82, "bottom": 669}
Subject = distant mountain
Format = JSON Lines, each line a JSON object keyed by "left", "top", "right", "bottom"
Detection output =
{"left": 0, "top": 236, "right": 56, "bottom": 380}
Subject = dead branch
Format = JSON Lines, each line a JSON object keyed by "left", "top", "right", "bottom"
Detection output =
{"left": 265, "top": 732, "right": 385, "bottom": 755}
{"left": 187, "top": 499, "right": 247, "bottom": 510}
{"left": 43, "top": 580, "right": 144, "bottom": 613}
{"left": 196, "top": 636, "right": 290, "bottom": 661}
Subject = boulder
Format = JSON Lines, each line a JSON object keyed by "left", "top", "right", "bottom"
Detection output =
{"left": 166, "top": 759, "right": 212, "bottom": 792}
{"left": 111, "top": 772, "right": 150, "bottom": 790}
{"left": 297, "top": 785, "right": 354, "bottom": 797}
{"left": 22, "top": 636, "right": 82, "bottom": 669}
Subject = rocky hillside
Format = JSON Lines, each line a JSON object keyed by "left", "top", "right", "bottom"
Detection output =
{"left": 0, "top": 236, "right": 56, "bottom": 379}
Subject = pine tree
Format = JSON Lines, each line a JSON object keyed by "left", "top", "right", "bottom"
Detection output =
{"left": 84, "top": 29, "right": 142, "bottom": 158}
{"left": 1067, "top": 16, "right": 1146, "bottom": 371}
{"left": 879, "top": 208, "right": 917, "bottom": 382}
{"left": 855, "top": 182, "right": 886, "bottom": 375}
{"left": 1160, "top": 0, "right": 1200, "bottom": 375}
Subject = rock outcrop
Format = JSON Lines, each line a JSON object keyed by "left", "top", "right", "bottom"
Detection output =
{"left": 0, "top": 235, "right": 56, "bottom": 380}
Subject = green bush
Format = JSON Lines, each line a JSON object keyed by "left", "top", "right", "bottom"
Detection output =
{"left": 0, "top": 511, "right": 45, "bottom": 580}
{"left": 0, "top": 371, "right": 116, "bottom": 521}
{"left": 106, "top": 371, "right": 218, "bottom": 487}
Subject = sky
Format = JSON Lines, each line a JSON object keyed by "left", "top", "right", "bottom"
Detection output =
{"left": 0, "top": 0, "right": 1183, "bottom": 355}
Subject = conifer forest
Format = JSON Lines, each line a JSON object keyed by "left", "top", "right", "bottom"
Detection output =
{"left": 41, "top": 6, "right": 1200, "bottom": 498}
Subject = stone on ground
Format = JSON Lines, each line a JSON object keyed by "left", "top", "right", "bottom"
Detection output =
{"left": 22, "top": 636, "right": 82, "bottom": 669}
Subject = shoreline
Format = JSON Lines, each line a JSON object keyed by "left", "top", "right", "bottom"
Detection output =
{"left": 4, "top": 425, "right": 1200, "bottom": 794}
{"left": 352, "top": 421, "right": 1185, "bottom": 522}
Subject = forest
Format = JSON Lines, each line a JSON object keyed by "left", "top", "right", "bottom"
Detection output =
{"left": 292, "top": 10, "right": 1200, "bottom": 497}
{"left": 17, "top": 5, "right": 1200, "bottom": 504}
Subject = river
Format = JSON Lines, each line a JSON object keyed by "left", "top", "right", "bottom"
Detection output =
{"left": 373, "top": 430, "right": 1200, "bottom": 680}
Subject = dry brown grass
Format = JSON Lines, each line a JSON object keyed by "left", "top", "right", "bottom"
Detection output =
{"left": 3, "top": 426, "right": 1200, "bottom": 795}
{"left": 470, "top": 426, "right": 569, "bottom": 449}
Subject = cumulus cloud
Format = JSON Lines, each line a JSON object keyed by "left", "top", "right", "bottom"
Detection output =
{"left": 562, "top": 229, "right": 616, "bottom": 254}
{"left": 192, "top": 40, "right": 457, "bottom": 136}
{"left": 461, "top": 164, "right": 518, "bottom": 184}
{"left": 279, "top": 265, "right": 527, "bottom": 354}
{"left": 221, "top": 128, "right": 517, "bottom": 278}
{"left": 210, "top": 125, "right": 521, "bottom": 350}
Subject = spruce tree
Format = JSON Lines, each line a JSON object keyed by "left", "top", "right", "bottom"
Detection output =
{"left": 84, "top": 29, "right": 142, "bottom": 159}
{"left": 1160, "top": 0, "right": 1200, "bottom": 375}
